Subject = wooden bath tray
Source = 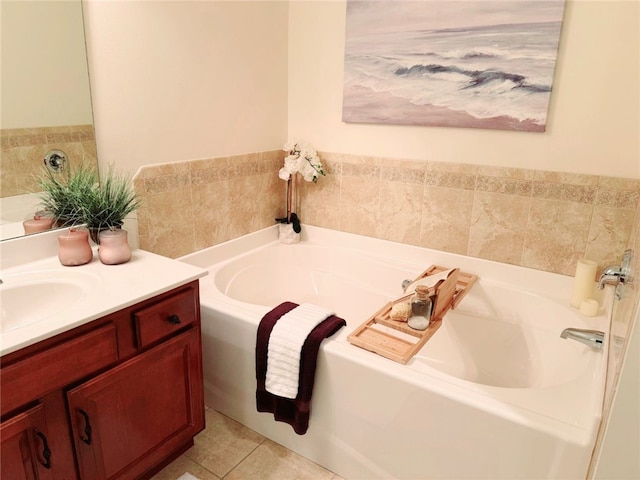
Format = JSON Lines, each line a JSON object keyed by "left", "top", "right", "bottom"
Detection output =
{"left": 347, "top": 266, "right": 478, "bottom": 364}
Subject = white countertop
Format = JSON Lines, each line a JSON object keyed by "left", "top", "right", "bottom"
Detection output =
{"left": 0, "top": 245, "right": 207, "bottom": 357}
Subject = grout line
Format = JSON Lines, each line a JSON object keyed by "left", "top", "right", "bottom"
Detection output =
{"left": 220, "top": 437, "right": 267, "bottom": 479}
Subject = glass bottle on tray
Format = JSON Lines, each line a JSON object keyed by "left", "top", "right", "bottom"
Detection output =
{"left": 408, "top": 285, "right": 432, "bottom": 331}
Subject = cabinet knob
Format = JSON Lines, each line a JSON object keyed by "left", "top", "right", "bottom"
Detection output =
{"left": 34, "top": 429, "right": 52, "bottom": 469}
{"left": 167, "top": 314, "right": 181, "bottom": 325}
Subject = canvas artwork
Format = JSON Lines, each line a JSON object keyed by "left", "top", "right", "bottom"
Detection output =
{"left": 342, "top": 0, "right": 566, "bottom": 132}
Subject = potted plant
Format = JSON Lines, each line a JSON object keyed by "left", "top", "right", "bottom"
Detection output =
{"left": 80, "top": 166, "right": 140, "bottom": 244}
{"left": 37, "top": 163, "right": 98, "bottom": 227}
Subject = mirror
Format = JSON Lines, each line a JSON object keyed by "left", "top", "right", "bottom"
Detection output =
{"left": 0, "top": 0, "right": 98, "bottom": 241}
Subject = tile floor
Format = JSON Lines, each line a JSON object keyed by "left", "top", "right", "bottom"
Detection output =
{"left": 151, "top": 407, "right": 346, "bottom": 480}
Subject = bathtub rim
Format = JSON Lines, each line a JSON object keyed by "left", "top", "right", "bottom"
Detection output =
{"left": 181, "top": 225, "right": 609, "bottom": 306}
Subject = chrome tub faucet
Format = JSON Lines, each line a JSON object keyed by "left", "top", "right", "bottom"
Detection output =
{"left": 560, "top": 328, "right": 605, "bottom": 350}
{"left": 599, "top": 265, "right": 624, "bottom": 289}
{"left": 598, "top": 249, "right": 633, "bottom": 300}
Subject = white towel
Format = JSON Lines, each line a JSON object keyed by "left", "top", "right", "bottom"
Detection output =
{"left": 265, "top": 303, "right": 334, "bottom": 399}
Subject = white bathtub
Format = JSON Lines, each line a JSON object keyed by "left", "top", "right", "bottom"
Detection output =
{"left": 180, "top": 225, "right": 610, "bottom": 479}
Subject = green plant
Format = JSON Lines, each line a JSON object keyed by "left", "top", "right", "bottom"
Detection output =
{"left": 37, "top": 163, "right": 98, "bottom": 226}
{"left": 80, "top": 166, "right": 140, "bottom": 232}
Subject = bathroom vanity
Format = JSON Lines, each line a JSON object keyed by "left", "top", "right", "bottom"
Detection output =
{"left": 0, "top": 236, "right": 207, "bottom": 480}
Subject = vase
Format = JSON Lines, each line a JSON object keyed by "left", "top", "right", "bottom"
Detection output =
{"left": 23, "top": 214, "right": 54, "bottom": 235}
{"left": 89, "top": 223, "right": 123, "bottom": 244}
{"left": 98, "top": 229, "right": 132, "bottom": 265}
{"left": 58, "top": 229, "right": 93, "bottom": 266}
{"left": 278, "top": 223, "right": 300, "bottom": 244}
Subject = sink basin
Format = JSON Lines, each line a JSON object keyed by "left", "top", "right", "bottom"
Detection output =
{"left": 1, "top": 270, "right": 99, "bottom": 332}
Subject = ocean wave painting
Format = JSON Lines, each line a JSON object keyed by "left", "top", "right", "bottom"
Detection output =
{"left": 342, "top": 0, "right": 566, "bottom": 132}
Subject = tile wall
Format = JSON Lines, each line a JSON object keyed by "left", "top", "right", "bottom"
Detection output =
{"left": 301, "top": 152, "right": 640, "bottom": 276}
{"left": 133, "top": 151, "right": 284, "bottom": 258}
{"left": 134, "top": 150, "right": 639, "bottom": 277}
{"left": 0, "top": 125, "right": 97, "bottom": 197}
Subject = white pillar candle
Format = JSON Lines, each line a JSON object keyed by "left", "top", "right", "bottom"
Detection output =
{"left": 571, "top": 259, "right": 598, "bottom": 308}
{"left": 579, "top": 299, "right": 600, "bottom": 317}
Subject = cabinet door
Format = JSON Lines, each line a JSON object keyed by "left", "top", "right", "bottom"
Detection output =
{"left": 0, "top": 404, "right": 54, "bottom": 480}
{"left": 67, "top": 329, "right": 204, "bottom": 480}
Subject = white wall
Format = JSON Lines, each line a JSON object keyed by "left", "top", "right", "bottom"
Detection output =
{"left": 288, "top": 0, "right": 640, "bottom": 178}
{"left": 84, "top": 0, "right": 639, "bottom": 177}
{"left": 1, "top": 0, "right": 93, "bottom": 128}
{"left": 83, "top": 0, "right": 289, "bottom": 176}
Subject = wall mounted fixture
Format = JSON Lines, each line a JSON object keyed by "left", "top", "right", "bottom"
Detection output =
{"left": 43, "top": 150, "right": 67, "bottom": 173}
{"left": 599, "top": 249, "right": 633, "bottom": 300}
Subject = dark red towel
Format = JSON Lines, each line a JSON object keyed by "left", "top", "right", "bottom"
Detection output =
{"left": 255, "top": 301, "right": 346, "bottom": 435}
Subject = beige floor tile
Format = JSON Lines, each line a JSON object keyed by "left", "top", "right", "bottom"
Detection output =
{"left": 150, "top": 453, "right": 220, "bottom": 480}
{"left": 225, "top": 439, "right": 334, "bottom": 480}
{"left": 185, "top": 408, "right": 265, "bottom": 478}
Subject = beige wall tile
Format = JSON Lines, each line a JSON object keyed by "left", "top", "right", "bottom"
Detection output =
{"left": 420, "top": 185, "right": 473, "bottom": 254}
{"left": 137, "top": 161, "right": 192, "bottom": 180}
{"left": 191, "top": 181, "right": 233, "bottom": 251}
{"left": 135, "top": 150, "right": 283, "bottom": 257}
{"left": 259, "top": 174, "right": 286, "bottom": 227}
{"left": 533, "top": 181, "right": 596, "bottom": 203}
{"left": 316, "top": 151, "right": 347, "bottom": 170}
{"left": 468, "top": 191, "right": 530, "bottom": 265}
{"left": 598, "top": 176, "right": 640, "bottom": 191}
{"left": 137, "top": 187, "right": 196, "bottom": 258}
{"left": 380, "top": 164, "right": 425, "bottom": 184}
{"left": 321, "top": 158, "right": 342, "bottom": 177}
{"left": 477, "top": 165, "right": 535, "bottom": 180}
{"left": 0, "top": 125, "right": 96, "bottom": 198}
{"left": 132, "top": 149, "right": 639, "bottom": 277}
{"left": 375, "top": 181, "right": 423, "bottom": 244}
{"left": 339, "top": 174, "right": 379, "bottom": 237}
{"left": 585, "top": 206, "right": 636, "bottom": 272}
{"left": 534, "top": 170, "right": 599, "bottom": 186}
{"left": 425, "top": 170, "right": 476, "bottom": 190}
{"left": 342, "top": 162, "right": 380, "bottom": 178}
{"left": 522, "top": 199, "right": 593, "bottom": 275}
{"left": 341, "top": 153, "right": 380, "bottom": 168}
{"left": 297, "top": 171, "right": 341, "bottom": 230}
{"left": 228, "top": 174, "right": 267, "bottom": 239}
{"left": 425, "top": 161, "right": 477, "bottom": 175}
{"left": 596, "top": 188, "right": 639, "bottom": 209}
{"left": 477, "top": 175, "right": 532, "bottom": 196}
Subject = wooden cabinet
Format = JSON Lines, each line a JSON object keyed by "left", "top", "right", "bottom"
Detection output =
{"left": 0, "top": 404, "right": 53, "bottom": 480}
{"left": 0, "top": 281, "right": 204, "bottom": 480}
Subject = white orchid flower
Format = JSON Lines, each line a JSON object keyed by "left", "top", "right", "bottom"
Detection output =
{"left": 280, "top": 139, "right": 325, "bottom": 183}
{"left": 278, "top": 168, "right": 291, "bottom": 181}
{"left": 283, "top": 140, "right": 296, "bottom": 153}
{"left": 283, "top": 155, "right": 299, "bottom": 174}
{"left": 301, "top": 148, "right": 317, "bottom": 159}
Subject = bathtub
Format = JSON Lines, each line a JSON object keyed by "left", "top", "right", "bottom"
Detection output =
{"left": 180, "top": 225, "right": 610, "bottom": 479}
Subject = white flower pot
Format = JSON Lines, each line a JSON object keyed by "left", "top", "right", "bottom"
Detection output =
{"left": 278, "top": 223, "right": 300, "bottom": 244}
